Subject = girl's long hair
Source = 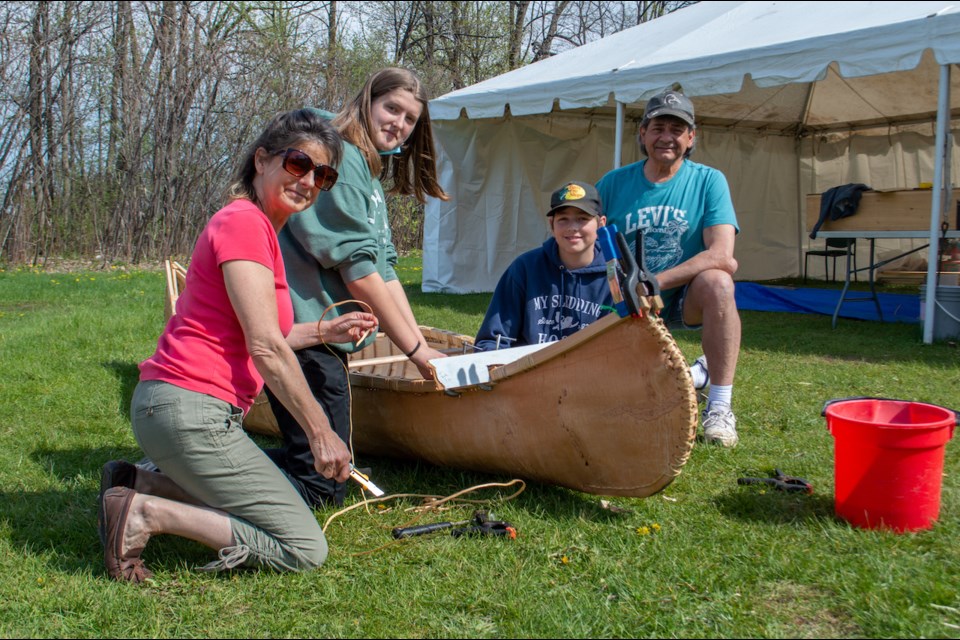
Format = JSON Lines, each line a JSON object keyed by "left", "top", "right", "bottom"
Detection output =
{"left": 333, "top": 68, "right": 449, "bottom": 203}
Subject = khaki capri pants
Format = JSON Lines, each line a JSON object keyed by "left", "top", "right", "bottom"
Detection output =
{"left": 130, "top": 379, "right": 328, "bottom": 572}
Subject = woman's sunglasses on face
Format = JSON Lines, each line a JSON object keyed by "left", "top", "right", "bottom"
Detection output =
{"left": 279, "top": 148, "right": 338, "bottom": 191}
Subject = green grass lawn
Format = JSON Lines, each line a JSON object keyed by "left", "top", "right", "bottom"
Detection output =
{"left": 0, "top": 258, "right": 958, "bottom": 638}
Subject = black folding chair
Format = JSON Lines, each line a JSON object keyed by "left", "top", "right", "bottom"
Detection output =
{"left": 804, "top": 237, "right": 857, "bottom": 283}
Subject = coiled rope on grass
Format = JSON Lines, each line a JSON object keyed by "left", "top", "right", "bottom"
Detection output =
{"left": 317, "top": 300, "right": 526, "bottom": 554}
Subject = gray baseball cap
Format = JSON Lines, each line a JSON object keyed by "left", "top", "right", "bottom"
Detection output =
{"left": 643, "top": 90, "right": 695, "bottom": 126}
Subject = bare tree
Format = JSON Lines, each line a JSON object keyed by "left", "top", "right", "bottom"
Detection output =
{"left": 531, "top": 0, "right": 570, "bottom": 61}
{"left": 507, "top": 0, "right": 532, "bottom": 69}
{"left": 0, "top": 0, "right": 695, "bottom": 265}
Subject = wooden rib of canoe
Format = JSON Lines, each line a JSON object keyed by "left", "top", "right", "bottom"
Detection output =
{"left": 165, "top": 260, "right": 699, "bottom": 498}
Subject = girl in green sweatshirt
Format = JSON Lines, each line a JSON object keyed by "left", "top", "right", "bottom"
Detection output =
{"left": 265, "top": 68, "right": 450, "bottom": 507}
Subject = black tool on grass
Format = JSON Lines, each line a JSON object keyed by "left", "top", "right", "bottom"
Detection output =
{"left": 392, "top": 510, "right": 517, "bottom": 540}
{"left": 737, "top": 469, "right": 813, "bottom": 494}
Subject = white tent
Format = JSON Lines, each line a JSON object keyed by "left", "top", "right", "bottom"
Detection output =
{"left": 422, "top": 0, "right": 960, "bottom": 343}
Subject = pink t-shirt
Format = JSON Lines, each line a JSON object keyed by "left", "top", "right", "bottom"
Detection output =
{"left": 140, "top": 199, "right": 294, "bottom": 411}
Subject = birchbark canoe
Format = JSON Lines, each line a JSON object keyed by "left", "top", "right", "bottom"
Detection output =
{"left": 165, "top": 260, "right": 698, "bottom": 498}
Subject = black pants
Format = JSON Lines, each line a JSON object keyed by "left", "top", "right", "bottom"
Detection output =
{"left": 263, "top": 345, "right": 350, "bottom": 508}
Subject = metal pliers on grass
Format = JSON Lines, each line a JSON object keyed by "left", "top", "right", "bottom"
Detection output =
{"left": 737, "top": 469, "right": 813, "bottom": 494}
{"left": 450, "top": 518, "right": 517, "bottom": 539}
{"left": 392, "top": 511, "right": 517, "bottom": 540}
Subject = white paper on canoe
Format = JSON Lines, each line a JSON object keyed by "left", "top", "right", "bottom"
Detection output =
{"left": 429, "top": 343, "right": 552, "bottom": 390}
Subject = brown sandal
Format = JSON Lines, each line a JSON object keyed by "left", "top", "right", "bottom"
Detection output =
{"left": 102, "top": 486, "right": 153, "bottom": 584}
{"left": 98, "top": 461, "right": 137, "bottom": 547}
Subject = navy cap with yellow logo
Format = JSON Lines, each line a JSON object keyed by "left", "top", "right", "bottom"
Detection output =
{"left": 546, "top": 181, "right": 603, "bottom": 217}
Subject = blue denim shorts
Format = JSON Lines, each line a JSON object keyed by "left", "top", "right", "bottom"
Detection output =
{"left": 662, "top": 286, "right": 703, "bottom": 331}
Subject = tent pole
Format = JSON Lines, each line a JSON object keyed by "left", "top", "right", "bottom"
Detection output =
{"left": 614, "top": 101, "right": 624, "bottom": 169}
{"left": 796, "top": 136, "right": 805, "bottom": 278}
{"left": 922, "top": 64, "right": 951, "bottom": 344}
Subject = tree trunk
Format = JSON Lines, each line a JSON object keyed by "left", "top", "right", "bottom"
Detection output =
{"left": 27, "top": 1, "right": 51, "bottom": 265}
{"left": 534, "top": 0, "right": 570, "bottom": 61}
{"left": 508, "top": 0, "right": 531, "bottom": 69}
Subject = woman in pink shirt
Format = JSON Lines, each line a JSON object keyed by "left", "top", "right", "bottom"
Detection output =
{"left": 98, "top": 109, "right": 377, "bottom": 583}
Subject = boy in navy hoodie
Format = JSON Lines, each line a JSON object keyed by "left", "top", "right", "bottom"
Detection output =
{"left": 475, "top": 181, "right": 614, "bottom": 351}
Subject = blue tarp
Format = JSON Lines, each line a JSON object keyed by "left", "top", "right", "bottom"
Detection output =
{"left": 734, "top": 282, "right": 919, "bottom": 323}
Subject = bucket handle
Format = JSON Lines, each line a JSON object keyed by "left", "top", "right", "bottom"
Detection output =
{"left": 822, "top": 397, "right": 960, "bottom": 426}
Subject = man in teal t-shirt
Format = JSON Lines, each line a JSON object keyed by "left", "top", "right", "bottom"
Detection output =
{"left": 597, "top": 89, "right": 741, "bottom": 447}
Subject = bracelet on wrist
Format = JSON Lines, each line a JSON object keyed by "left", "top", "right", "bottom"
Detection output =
{"left": 404, "top": 342, "right": 421, "bottom": 359}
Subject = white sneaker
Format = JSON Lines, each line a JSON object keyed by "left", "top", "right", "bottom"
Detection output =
{"left": 690, "top": 355, "right": 710, "bottom": 391}
{"left": 702, "top": 402, "right": 739, "bottom": 447}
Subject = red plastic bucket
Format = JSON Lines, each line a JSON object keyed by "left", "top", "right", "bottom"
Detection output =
{"left": 825, "top": 398, "right": 956, "bottom": 532}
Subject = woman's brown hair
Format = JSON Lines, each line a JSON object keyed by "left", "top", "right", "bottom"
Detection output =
{"left": 333, "top": 68, "right": 449, "bottom": 203}
{"left": 226, "top": 109, "right": 342, "bottom": 208}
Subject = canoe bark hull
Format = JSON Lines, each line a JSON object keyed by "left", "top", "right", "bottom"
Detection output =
{"left": 348, "top": 313, "right": 697, "bottom": 498}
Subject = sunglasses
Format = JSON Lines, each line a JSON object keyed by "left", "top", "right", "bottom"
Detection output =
{"left": 278, "top": 148, "right": 338, "bottom": 191}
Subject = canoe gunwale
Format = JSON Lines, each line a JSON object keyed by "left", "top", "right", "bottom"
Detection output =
{"left": 348, "top": 313, "right": 629, "bottom": 394}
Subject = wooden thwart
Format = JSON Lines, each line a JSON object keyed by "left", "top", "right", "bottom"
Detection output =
{"left": 347, "top": 347, "right": 470, "bottom": 370}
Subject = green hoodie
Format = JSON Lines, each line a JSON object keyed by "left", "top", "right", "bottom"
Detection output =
{"left": 279, "top": 110, "right": 397, "bottom": 353}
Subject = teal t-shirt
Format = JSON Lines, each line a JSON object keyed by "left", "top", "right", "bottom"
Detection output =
{"left": 596, "top": 159, "right": 739, "bottom": 306}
